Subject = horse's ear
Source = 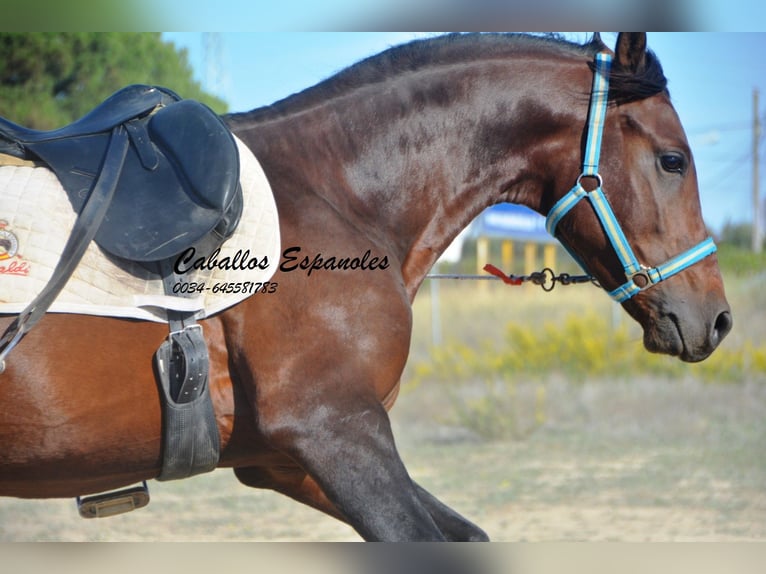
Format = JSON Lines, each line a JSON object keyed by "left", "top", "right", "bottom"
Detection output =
{"left": 590, "top": 32, "right": 607, "bottom": 50}
{"left": 615, "top": 32, "right": 647, "bottom": 74}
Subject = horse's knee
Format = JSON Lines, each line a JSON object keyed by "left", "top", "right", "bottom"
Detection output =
{"left": 258, "top": 396, "right": 391, "bottom": 455}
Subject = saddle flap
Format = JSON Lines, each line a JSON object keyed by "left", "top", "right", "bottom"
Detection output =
{"left": 91, "top": 99, "right": 242, "bottom": 262}
{"left": 149, "top": 100, "right": 240, "bottom": 211}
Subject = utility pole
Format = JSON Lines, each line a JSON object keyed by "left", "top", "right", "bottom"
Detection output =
{"left": 203, "top": 33, "right": 226, "bottom": 100}
{"left": 753, "top": 88, "right": 762, "bottom": 253}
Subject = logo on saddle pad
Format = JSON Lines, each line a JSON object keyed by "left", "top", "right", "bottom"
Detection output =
{"left": 0, "top": 220, "right": 29, "bottom": 276}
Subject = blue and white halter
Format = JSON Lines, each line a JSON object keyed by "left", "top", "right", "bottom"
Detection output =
{"left": 545, "top": 52, "right": 717, "bottom": 303}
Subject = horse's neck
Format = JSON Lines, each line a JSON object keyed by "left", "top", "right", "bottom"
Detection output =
{"left": 240, "top": 57, "right": 585, "bottom": 296}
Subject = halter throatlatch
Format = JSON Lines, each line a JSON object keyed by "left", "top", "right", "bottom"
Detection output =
{"left": 545, "top": 52, "right": 717, "bottom": 304}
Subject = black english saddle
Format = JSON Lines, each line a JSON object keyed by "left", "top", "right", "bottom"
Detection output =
{"left": 0, "top": 84, "right": 242, "bottom": 262}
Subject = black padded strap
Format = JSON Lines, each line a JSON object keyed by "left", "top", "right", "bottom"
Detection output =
{"left": 0, "top": 125, "right": 130, "bottom": 364}
{"left": 154, "top": 259, "right": 221, "bottom": 480}
{"left": 154, "top": 324, "right": 220, "bottom": 481}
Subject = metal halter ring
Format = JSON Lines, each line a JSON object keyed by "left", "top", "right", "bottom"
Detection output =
{"left": 576, "top": 172, "right": 603, "bottom": 191}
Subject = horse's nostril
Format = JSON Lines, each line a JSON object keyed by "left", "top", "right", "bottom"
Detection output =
{"left": 712, "top": 310, "right": 733, "bottom": 345}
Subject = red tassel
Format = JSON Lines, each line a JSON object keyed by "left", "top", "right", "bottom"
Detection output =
{"left": 483, "top": 263, "right": 523, "bottom": 285}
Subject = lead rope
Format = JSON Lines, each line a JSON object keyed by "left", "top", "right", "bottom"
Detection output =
{"left": 426, "top": 265, "right": 598, "bottom": 292}
{"left": 482, "top": 263, "right": 596, "bottom": 292}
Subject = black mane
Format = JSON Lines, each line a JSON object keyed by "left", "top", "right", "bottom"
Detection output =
{"left": 227, "top": 33, "right": 667, "bottom": 124}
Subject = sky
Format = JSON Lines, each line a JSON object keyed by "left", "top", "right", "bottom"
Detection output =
{"left": 162, "top": 32, "right": 766, "bottom": 234}
{"left": 153, "top": 1, "right": 766, "bottom": 33}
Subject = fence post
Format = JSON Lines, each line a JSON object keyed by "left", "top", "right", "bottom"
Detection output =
{"left": 543, "top": 243, "right": 556, "bottom": 270}
{"left": 523, "top": 243, "right": 536, "bottom": 289}
{"left": 477, "top": 237, "right": 490, "bottom": 291}
{"left": 502, "top": 240, "right": 514, "bottom": 272}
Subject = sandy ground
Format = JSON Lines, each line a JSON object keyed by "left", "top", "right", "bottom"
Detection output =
{"left": 1, "top": 377, "right": 763, "bottom": 542}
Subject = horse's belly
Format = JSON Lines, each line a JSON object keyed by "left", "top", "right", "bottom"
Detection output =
{"left": 0, "top": 386, "right": 164, "bottom": 498}
{"left": 0, "top": 314, "right": 168, "bottom": 497}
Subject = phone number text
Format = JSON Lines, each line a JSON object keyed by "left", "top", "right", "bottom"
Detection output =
{"left": 172, "top": 281, "right": 278, "bottom": 295}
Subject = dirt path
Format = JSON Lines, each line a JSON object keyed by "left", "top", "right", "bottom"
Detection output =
{"left": 1, "top": 378, "right": 764, "bottom": 541}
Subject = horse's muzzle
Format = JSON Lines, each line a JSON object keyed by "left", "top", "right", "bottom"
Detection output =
{"left": 642, "top": 302, "right": 733, "bottom": 363}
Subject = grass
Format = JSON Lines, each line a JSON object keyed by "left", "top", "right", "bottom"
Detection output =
{"left": 398, "top": 246, "right": 766, "bottom": 538}
{"left": 390, "top": 376, "right": 766, "bottom": 541}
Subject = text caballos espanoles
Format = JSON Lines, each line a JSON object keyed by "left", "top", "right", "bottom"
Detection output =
{"left": 174, "top": 246, "right": 390, "bottom": 277}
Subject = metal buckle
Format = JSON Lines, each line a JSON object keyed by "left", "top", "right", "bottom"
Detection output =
{"left": 168, "top": 322, "right": 203, "bottom": 338}
{"left": 629, "top": 268, "right": 653, "bottom": 290}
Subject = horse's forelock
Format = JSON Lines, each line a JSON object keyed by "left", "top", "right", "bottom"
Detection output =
{"left": 600, "top": 48, "right": 669, "bottom": 105}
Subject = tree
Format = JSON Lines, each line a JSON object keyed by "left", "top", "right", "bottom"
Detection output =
{"left": 0, "top": 33, "right": 227, "bottom": 130}
{"left": 720, "top": 221, "right": 765, "bottom": 251}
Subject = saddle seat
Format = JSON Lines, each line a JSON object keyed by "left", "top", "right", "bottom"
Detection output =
{"left": 0, "top": 84, "right": 242, "bottom": 262}
{"left": 0, "top": 84, "right": 169, "bottom": 149}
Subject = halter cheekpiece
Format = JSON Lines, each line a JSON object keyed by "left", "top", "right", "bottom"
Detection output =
{"left": 544, "top": 52, "right": 717, "bottom": 303}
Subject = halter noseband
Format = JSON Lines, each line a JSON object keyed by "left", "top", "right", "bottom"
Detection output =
{"left": 545, "top": 52, "right": 717, "bottom": 304}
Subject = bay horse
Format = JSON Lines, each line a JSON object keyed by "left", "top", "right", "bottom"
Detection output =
{"left": 0, "top": 33, "right": 732, "bottom": 541}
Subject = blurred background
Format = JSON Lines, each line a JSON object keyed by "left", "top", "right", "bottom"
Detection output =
{"left": 3, "top": 0, "right": 766, "bottom": 32}
{"left": 0, "top": 30, "right": 764, "bottom": 543}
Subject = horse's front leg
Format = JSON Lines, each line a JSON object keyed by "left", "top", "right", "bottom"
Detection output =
{"left": 234, "top": 462, "right": 489, "bottom": 541}
{"left": 262, "top": 394, "right": 446, "bottom": 541}
{"left": 226, "top": 276, "right": 456, "bottom": 540}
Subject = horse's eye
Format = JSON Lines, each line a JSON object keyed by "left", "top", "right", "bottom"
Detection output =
{"left": 660, "top": 153, "right": 685, "bottom": 174}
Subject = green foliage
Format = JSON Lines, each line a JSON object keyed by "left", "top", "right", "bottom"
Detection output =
{"left": 719, "top": 221, "right": 762, "bottom": 251}
{"left": 0, "top": 33, "right": 226, "bottom": 130}
{"left": 417, "top": 312, "right": 674, "bottom": 385}
{"left": 716, "top": 242, "right": 766, "bottom": 277}
{"left": 2, "top": 0, "right": 160, "bottom": 32}
{"left": 415, "top": 310, "right": 766, "bottom": 385}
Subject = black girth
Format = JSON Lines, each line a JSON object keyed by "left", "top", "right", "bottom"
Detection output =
{"left": 153, "top": 259, "right": 221, "bottom": 481}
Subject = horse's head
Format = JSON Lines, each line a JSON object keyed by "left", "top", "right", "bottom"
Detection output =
{"left": 549, "top": 33, "right": 731, "bottom": 362}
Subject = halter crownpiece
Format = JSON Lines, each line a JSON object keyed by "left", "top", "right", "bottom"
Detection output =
{"left": 545, "top": 52, "right": 717, "bottom": 304}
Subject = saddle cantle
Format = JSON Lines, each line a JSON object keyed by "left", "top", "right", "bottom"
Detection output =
{"left": 0, "top": 84, "right": 242, "bottom": 261}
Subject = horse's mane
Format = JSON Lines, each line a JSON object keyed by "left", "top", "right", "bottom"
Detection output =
{"left": 227, "top": 33, "right": 667, "bottom": 125}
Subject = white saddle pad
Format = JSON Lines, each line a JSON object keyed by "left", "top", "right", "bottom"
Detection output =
{"left": 0, "top": 136, "right": 280, "bottom": 323}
